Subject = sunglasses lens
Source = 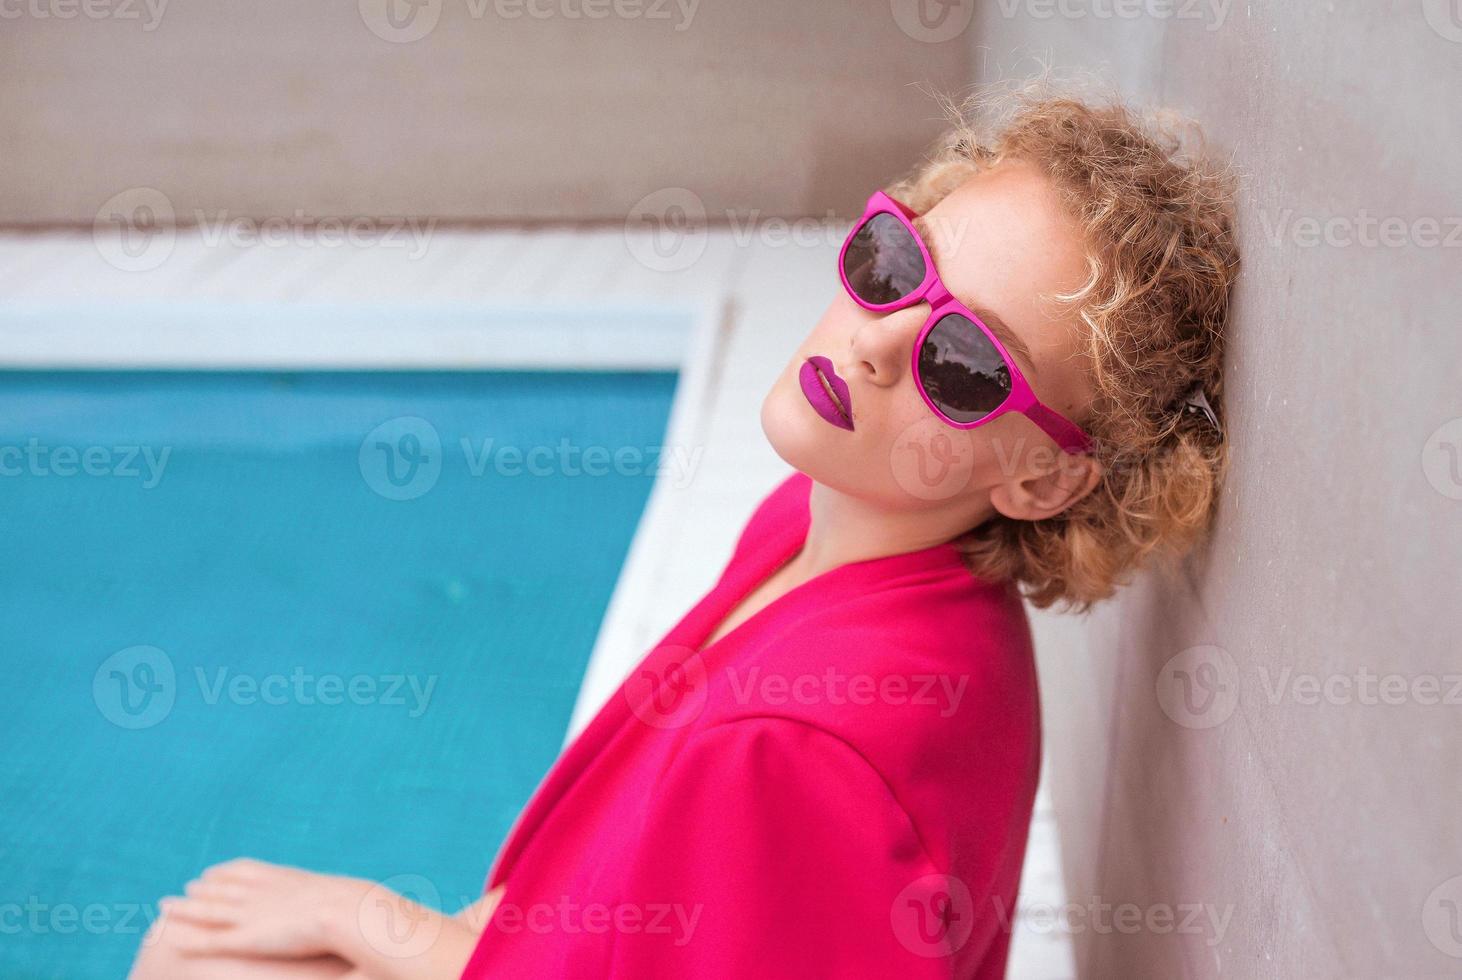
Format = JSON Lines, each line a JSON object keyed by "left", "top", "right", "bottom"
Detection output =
{"left": 917, "top": 313, "right": 1012, "bottom": 423}
{"left": 842, "top": 212, "right": 926, "bottom": 305}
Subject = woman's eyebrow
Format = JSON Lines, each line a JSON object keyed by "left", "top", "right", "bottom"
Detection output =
{"left": 913, "top": 215, "right": 1039, "bottom": 379}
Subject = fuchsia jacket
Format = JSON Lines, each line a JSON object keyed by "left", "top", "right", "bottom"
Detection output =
{"left": 460, "top": 469, "right": 1041, "bottom": 979}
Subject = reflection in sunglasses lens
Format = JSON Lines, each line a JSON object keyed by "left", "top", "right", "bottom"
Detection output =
{"left": 842, "top": 212, "right": 926, "bottom": 305}
{"left": 918, "top": 314, "right": 1011, "bottom": 423}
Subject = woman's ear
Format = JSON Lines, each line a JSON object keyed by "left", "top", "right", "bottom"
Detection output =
{"left": 989, "top": 450, "right": 1102, "bottom": 523}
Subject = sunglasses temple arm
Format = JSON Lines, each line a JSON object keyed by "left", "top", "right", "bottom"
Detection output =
{"left": 1023, "top": 402, "right": 1095, "bottom": 456}
{"left": 870, "top": 190, "right": 919, "bottom": 221}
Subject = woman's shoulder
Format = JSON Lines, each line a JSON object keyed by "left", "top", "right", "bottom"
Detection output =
{"left": 694, "top": 576, "right": 1040, "bottom": 801}
{"left": 647, "top": 714, "right": 923, "bottom": 845}
{"left": 713, "top": 554, "right": 1037, "bottom": 718}
{"left": 702, "top": 467, "right": 1039, "bottom": 774}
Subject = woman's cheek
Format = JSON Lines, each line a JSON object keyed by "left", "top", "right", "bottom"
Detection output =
{"left": 884, "top": 413, "right": 981, "bottom": 504}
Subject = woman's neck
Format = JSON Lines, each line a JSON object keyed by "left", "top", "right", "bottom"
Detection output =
{"left": 791, "top": 476, "right": 994, "bottom": 580}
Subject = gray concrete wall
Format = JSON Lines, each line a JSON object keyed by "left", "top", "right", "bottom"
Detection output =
{"left": 0, "top": 0, "right": 967, "bottom": 224}
{"left": 971, "top": 4, "right": 1462, "bottom": 977}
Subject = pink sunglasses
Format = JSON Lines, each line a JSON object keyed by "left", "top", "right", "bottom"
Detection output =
{"left": 838, "top": 190, "right": 1094, "bottom": 455}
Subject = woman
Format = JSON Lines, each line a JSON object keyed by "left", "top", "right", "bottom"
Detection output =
{"left": 129, "top": 86, "right": 1238, "bottom": 979}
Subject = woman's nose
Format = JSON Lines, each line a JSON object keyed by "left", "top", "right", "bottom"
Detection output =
{"left": 848, "top": 303, "right": 927, "bottom": 388}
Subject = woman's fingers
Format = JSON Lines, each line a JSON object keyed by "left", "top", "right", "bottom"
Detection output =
{"left": 184, "top": 878, "right": 247, "bottom": 902}
{"left": 201, "top": 857, "right": 275, "bottom": 883}
{"left": 148, "top": 858, "right": 345, "bottom": 961}
{"left": 167, "top": 921, "right": 263, "bottom": 957}
{"left": 147, "top": 917, "right": 223, "bottom": 954}
{"left": 159, "top": 895, "right": 242, "bottom": 927}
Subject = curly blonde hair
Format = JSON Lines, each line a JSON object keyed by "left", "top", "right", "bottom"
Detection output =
{"left": 886, "top": 78, "right": 1241, "bottom": 612}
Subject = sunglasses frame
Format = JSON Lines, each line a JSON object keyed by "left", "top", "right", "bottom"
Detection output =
{"left": 838, "top": 190, "right": 1094, "bottom": 456}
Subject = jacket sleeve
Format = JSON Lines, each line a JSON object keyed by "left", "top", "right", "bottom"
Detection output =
{"left": 605, "top": 716, "right": 964, "bottom": 979}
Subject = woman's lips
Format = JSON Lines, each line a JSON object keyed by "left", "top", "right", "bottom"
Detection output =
{"left": 798, "top": 355, "right": 854, "bottom": 431}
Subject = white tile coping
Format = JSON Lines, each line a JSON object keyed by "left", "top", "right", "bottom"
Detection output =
{"left": 564, "top": 294, "right": 731, "bottom": 736}
{"left": 0, "top": 301, "right": 700, "bottom": 371}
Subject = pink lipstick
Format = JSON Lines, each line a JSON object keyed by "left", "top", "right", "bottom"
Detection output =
{"left": 799, "top": 355, "right": 854, "bottom": 431}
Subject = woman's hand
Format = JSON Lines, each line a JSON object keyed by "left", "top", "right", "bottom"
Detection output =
{"left": 157, "top": 857, "right": 368, "bottom": 960}
{"left": 157, "top": 856, "right": 491, "bottom": 979}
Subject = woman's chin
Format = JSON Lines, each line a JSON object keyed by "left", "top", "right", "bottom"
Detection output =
{"left": 761, "top": 391, "right": 863, "bottom": 488}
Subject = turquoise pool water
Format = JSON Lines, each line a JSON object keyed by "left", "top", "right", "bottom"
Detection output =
{"left": 0, "top": 370, "right": 677, "bottom": 978}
